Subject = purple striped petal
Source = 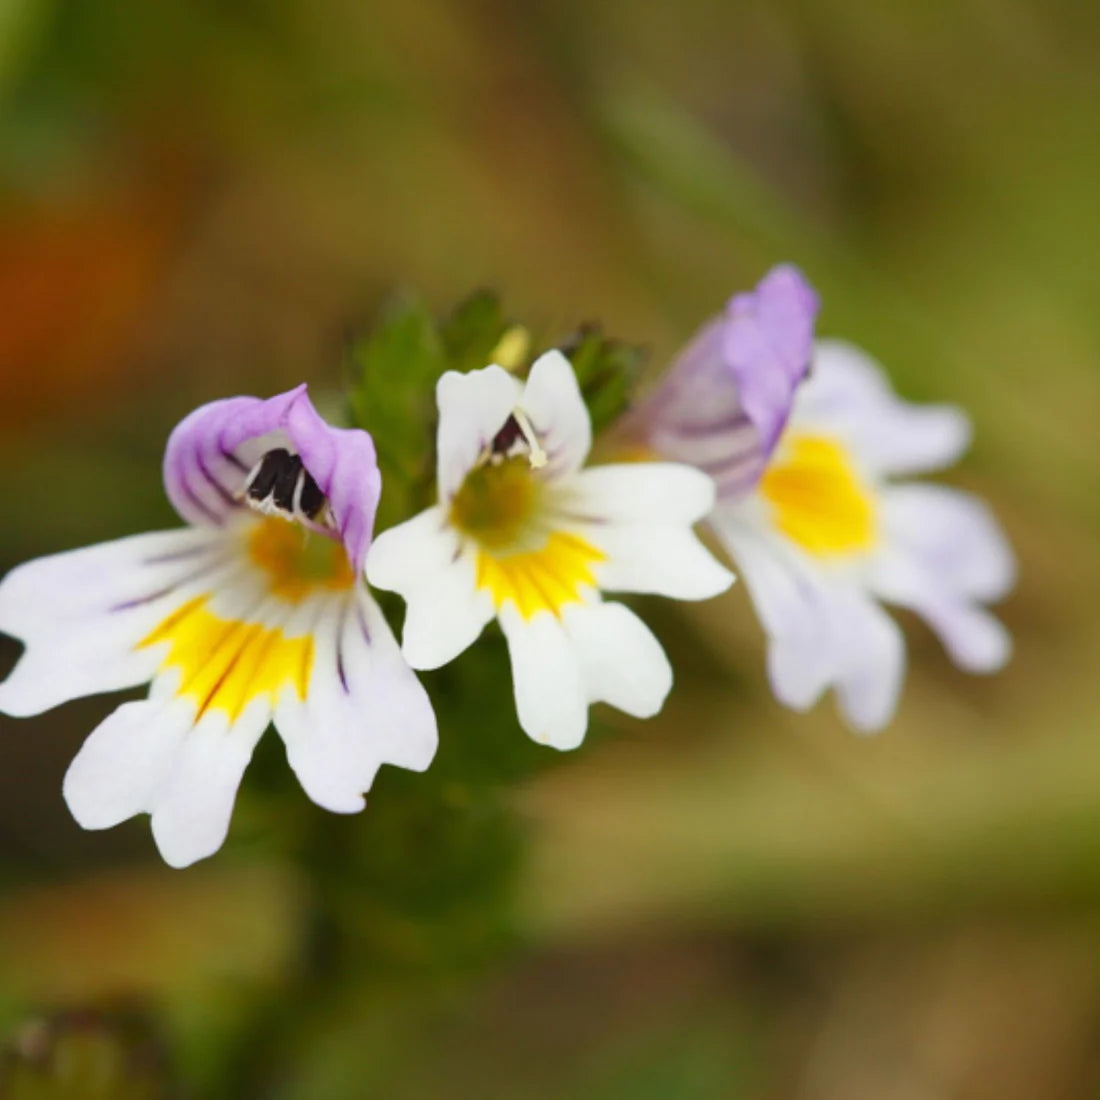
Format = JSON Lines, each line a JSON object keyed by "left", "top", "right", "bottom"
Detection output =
{"left": 163, "top": 385, "right": 381, "bottom": 571}
{"left": 722, "top": 265, "right": 820, "bottom": 453}
{"left": 631, "top": 265, "right": 819, "bottom": 500}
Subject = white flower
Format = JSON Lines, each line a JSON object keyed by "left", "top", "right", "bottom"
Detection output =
{"left": 367, "top": 351, "right": 733, "bottom": 749}
{"left": 713, "top": 340, "right": 1015, "bottom": 730}
{"left": 631, "top": 266, "right": 1016, "bottom": 732}
{"left": 0, "top": 387, "right": 437, "bottom": 867}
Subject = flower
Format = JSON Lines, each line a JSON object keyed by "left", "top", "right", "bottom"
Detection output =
{"left": 0, "top": 386, "right": 437, "bottom": 867}
{"left": 366, "top": 350, "right": 733, "bottom": 749}
{"left": 630, "top": 266, "right": 1016, "bottom": 731}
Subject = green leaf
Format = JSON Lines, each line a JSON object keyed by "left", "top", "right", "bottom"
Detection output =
{"left": 346, "top": 291, "right": 448, "bottom": 533}
{"left": 438, "top": 289, "right": 512, "bottom": 376}
{"left": 556, "top": 324, "right": 647, "bottom": 436}
{"left": 0, "top": 0, "right": 56, "bottom": 107}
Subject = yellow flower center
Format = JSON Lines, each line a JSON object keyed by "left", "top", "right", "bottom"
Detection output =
{"left": 247, "top": 516, "right": 356, "bottom": 602}
{"left": 141, "top": 597, "right": 312, "bottom": 721}
{"left": 449, "top": 456, "right": 605, "bottom": 617}
{"left": 449, "top": 456, "right": 543, "bottom": 550}
{"left": 759, "top": 433, "right": 877, "bottom": 556}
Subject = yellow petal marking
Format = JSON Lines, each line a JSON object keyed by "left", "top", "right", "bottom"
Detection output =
{"left": 247, "top": 515, "right": 355, "bottom": 603}
{"left": 759, "top": 433, "right": 877, "bottom": 556}
{"left": 476, "top": 532, "right": 606, "bottom": 618}
{"left": 141, "top": 596, "right": 313, "bottom": 720}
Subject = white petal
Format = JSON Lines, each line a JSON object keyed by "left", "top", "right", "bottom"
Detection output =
{"left": 366, "top": 507, "right": 458, "bottom": 596}
{"left": 341, "top": 591, "right": 438, "bottom": 772}
{"left": 563, "top": 462, "right": 717, "bottom": 526}
{"left": 562, "top": 601, "right": 672, "bottom": 718}
{"left": 869, "top": 549, "right": 1011, "bottom": 673}
{"left": 931, "top": 604, "right": 1011, "bottom": 672}
{"left": 768, "top": 629, "right": 834, "bottom": 711}
{"left": 368, "top": 510, "right": 492, "bottom": 671}
{"left": 0, "top": 526, "right": 224, "bottom": 637}
{"left": 712, "top": 513, "right": 833, "bottom": 709}
{"left": 149, "top": 703, "right": 269, "bottom": 868}
{"left": 521, "top": 350, "right": 592, "bottom": 477}
{"left": 830, "top": 590, "right": 906, "bottom": 733}
{"left": 803, "top": 339, "right": 893, "bottom": 406}
{"left": 500, "top": 607, "right": 588, "bottom": 750}
{"left": 0, "top": 620, "right": 163, "bottom": 718}
{"left": 588, "top": 524, "right": 734, "bottom": 601}
{"left": 400, "top": 548, "right": 494, "bottom": 670}
{"left": 63, "top": 697, "right": 196, "bottom": 830}
{"left": 797, "top": 340, "right": 972, "bottom": 476}
{"left": 880, "top": 484, "right": 1016, "bottom": 602}
{"left": 712, "top": 508, "right": 905, "bottom": 730}
{"left": 275, "top": 590, "right": 438, "bottom": 813}
{"left": 919, "top": 597, "right": 1011, "bottom": 673}
{"left": 0, "top": 529, "right": 229, "bottom": 717}
{"left": 436, "top": 366, "right": 522, "bottom": 500}
{"left": 710, "top": 512, "right": 810, "bottom": 638}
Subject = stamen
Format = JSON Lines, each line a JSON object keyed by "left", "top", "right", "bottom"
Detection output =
{"left": 511, "top": 408, "right": 548, "bottom": 470}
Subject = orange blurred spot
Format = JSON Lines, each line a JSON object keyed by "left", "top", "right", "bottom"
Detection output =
{"left": 0, "top": 184, "right": 182, "bottom": 429}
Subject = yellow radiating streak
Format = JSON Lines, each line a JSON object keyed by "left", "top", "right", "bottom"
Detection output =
{"left": 476, "top": 531, "right": 606, "bottom": 618}
{"left": 141, "top": 596, "right": 313, "bottom": 721}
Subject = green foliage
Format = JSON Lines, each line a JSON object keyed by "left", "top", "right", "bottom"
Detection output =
{"left": 438, "top": 289, "right": 511, "bottom": 377}
{"left": 346, "top": 291, "right": 448, "bottom": 534}
{"left": 556, "top": 325, "right": 647, "bottom": 436}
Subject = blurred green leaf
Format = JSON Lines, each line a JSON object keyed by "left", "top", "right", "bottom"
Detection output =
{"left": 0, "top": 0, "right": 54, "bottom": 107}
{"left": 346, "top": 291, "right": 448, "bottom": 533}
{"left": 557, "top": 324, "right": 647, "bottom": 436}
{"left": 439, "top": 289, "right": 511, "bottom": 376}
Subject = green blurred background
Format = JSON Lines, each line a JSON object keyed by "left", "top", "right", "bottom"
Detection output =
{"left": 1, "top": 0, "right": 1098, "bottom": 1096}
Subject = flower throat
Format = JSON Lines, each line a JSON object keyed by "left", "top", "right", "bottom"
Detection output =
{"left": 449, "top": 412, "right": 548, "bottom": 550}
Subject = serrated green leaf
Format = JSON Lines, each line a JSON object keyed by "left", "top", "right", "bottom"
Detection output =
{"left": 439, "top": 289, "right": 511, "bottom": 375}
{"left": 556, "top": 325, "right": 648, "bottom": 435}
{"left": 346, "top": 292, "right": 448, "bottom": 532}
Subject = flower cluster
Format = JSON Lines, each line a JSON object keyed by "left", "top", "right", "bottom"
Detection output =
{"left": 0, "top": 269, "right": 1014, "bottom": 865}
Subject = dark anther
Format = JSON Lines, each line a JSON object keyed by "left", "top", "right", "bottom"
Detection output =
{"left": 297, "top": 475, "right": 326, "bottom": 519}
{"left": 271, "top": 454, "right": 304, "bottom": 511}
{"left": 245, "top": 448, "right": 290, "bottom": 503}
{"left": 245, "top": 448, "right": 327, "bottom": 522}
{"left": 491, "top": 415, "right": 525, "bottom": 456}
